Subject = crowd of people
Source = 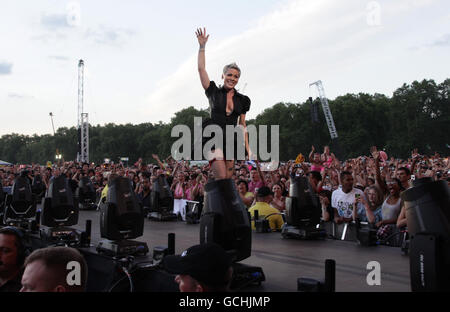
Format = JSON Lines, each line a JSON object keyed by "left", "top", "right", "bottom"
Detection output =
{"left": 1, "top": 146, "right": 448, "bottom": 232}
{"left": 1, "top": 146, "right": 449, "bottom": 292}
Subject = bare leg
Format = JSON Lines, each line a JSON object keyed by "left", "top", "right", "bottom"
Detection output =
{"left": 208, "top": 149, "right": 227, "bottom": 180}
{"left": 211, "top": 160, "right": 227, "bottom": 180}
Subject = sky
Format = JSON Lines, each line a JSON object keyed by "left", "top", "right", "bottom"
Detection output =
{"left": 0, "top": 0, "right": 449, "bottom": 136}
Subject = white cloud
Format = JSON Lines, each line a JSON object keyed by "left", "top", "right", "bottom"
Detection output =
{"left": 85, "top": 25, "right": 135, "bottom": 46}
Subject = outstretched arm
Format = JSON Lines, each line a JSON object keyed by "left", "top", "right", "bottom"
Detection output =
{"left": 152, "top": 154, "right": 165, "bottom": 170}
{"left": 196, "top": 27, "right": 210, "bottom": 90}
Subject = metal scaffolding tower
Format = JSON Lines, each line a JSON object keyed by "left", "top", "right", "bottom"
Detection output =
{"left": 77, "top": 59, "right": 89, "bottom": 163}
{"left": 309, "top": 80, "right": 338, "bottom": 140}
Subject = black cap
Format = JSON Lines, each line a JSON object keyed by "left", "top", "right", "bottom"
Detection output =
{"left": 162, "top": 243, "right": 232, "bottom": 286}
{"left": 257, "top": 186, "right": 273, "bottom": 197}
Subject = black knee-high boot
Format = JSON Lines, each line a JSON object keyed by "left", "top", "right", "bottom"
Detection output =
{"left": 199, "top": 178, "right": 251, "bottom": 262}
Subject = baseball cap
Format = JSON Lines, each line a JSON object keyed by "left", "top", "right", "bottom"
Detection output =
{"left": 162, "top": 243, "right": 232, "bottom": 286}
{"left": 257, "top": 186, "right": 273, "bottom": 197}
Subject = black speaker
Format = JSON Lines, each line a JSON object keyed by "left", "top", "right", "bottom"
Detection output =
{"left": 99, "top": 177, "right": 144, "bottom": 240}
{"left": 41, "top": 175, "right": 78, "bottom": 227}
{"left": 402, "top": 178, "right": 450, "bottom": 291}
{"left": 199, "top": 179, "right": 251, "bottom": 262}
{"left": 285, "top": 176, "right": 321, "bottom": 227}
{"left": 4, "top": 176, "right": 36, "bottom": 223}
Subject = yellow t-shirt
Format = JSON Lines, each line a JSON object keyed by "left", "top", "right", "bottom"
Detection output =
{"left": 101, "top": 185, "right": 108, "bottom": 201}
{"left": 248, "top": 202, "right": 284, "bottom": 231}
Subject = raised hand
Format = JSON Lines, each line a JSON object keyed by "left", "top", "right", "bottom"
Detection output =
{"left": 411, "top": 148, "right": 419, "bottom": 159}
{"left": 196, "top": 27, "right": 209, "bottom": 47}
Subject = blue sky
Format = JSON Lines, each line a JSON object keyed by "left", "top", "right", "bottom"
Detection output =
{"left": 0, "top": 0, "right": 449, "bottom": 135}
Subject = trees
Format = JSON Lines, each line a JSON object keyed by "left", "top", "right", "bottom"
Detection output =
{"left": 1, "top": 79, "right": 448, "bottom": 164}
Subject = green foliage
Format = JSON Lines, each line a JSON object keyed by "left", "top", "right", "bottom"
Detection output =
{"left": 1, "top": 79, "right": 448, "bottom": 164}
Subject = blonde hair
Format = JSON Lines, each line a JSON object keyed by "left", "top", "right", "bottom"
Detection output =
{"left": 223, "top": 63, "right": 241, "bottom": 76}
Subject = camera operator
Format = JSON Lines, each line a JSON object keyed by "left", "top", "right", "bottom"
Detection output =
{"left": 20, "top": 246, "right": 88, "bottom": 292}
{"left": 0, "top": 227, "right": 25, "bottom": 292}
{"left": 162, "top": 243, "right": 233, "bottom": 292}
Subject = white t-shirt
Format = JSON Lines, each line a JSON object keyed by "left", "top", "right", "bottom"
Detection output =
{"left": 331, "top": 187, "right": 366, "bottom": 219}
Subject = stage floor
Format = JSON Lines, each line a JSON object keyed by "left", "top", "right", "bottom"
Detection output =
{"left": 73, "top": 209, "right": 411, "bottom": 292}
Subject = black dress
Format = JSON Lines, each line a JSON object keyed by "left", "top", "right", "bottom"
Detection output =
{"left": 193, "top": 81, "right": 251, "bottom": 161}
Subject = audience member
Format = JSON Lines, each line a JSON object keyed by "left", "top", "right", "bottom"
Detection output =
{"left": 331, "top": 171, "right": 366, "bottom": 224}
{"left": 248, "top": 186, "right": 284, "bottom": 231}
{"left": 162, "top": 243, "right": 233, "bottom": 292}
{"left": 352, "top": 185, "right": 383, "bottom": 224}
{"left": 0, "top": 227, "right": 25, "bottom": 292}
{"left": 270, "top": 183, "right": 285, "bottom": 212}
{"left": 20, "top": 247, "right": 88, "bottom": 292}
{"left": 237, "top": 179, "right": 254, "bottom": 209}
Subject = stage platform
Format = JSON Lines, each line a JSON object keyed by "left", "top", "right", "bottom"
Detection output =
{"left": 72, "top": 209, "right": 411, "bottom": 292}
